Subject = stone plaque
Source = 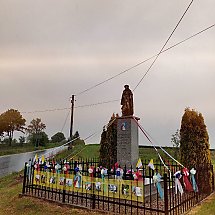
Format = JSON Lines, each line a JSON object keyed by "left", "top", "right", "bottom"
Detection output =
{"left": 117, "top": 116, "right": 139, "bottom": 167}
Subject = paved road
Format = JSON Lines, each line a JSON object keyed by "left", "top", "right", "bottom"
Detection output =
{"left": 0, "top": 146, "right": 67, "bottom": 178}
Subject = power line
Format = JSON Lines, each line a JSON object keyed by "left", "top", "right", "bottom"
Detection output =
{"left": 156, "top": 24, "right": 214, "bottom": 55}
{"left": 76, "top": 1, "right": 198, "bottom": 96}
{"left": 21, "top": 107, "right": 70, "bottom": 114}
{"left": 20, "top": 99, "right": 119, "bottom": 114}
{"left": 20, "top": 24, "right": 214, "bottom": 115}
{"left": 74, "top": 99, "right": 119, "bottom": 108}
{"left": 133, "top": 0, "right": 194, "bottom": 91}
{"left": 63, "top": 131, "right": 101, "bottom": 161}
{"left": 63, "top": 117, "right": 117, "bottom": 160}
{"left": 61, "top": 110, "right": 70, "bottom": 133}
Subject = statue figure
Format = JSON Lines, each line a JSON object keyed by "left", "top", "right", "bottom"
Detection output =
{"left": 121, "top": 85, "right": 134, "bottom": 116}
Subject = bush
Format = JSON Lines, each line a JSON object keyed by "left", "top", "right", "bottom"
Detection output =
{"left": 51, "top": 132, "right": 65, "bottom": 143}
{"left": 28, "top": 132, "right": 49, "bottom": 147}
{"left": 180, "top": 108, "right": 212, "bottom": 193}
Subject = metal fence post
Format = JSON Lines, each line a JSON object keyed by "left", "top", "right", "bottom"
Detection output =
{"left": 22, "top": 162, "right": 27, "bottom": 195}
{"left": 62, "top": 180, "right": 66, "bottom": 203}
{"left": 62, "top": 162, "right": 66, "bottom": 203}
{"left": 62, "top": 189, "right": 66, "bottom": 203}
{"left": 164, "top": 173, "right": 169, "bottom": 215}
{"left": 91, "top": 166, "right": 96, "bottom": 209}
{"left": 92, "top": 183, "right": 96, "bottom": 209}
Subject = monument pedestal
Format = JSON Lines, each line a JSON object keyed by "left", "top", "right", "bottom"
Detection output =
{"left": 117, "top": 116, "right": 139, "bottom": 167}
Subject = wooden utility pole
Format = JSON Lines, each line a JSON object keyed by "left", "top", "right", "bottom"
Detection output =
{"left": 69, "top": 95, "right": 75, "bottom": 148}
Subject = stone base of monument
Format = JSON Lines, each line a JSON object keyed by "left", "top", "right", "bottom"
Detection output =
{"left": 117, "top": 116, "right": 139, "bottom": 168}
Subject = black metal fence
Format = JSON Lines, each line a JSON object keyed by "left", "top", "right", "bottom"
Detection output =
{"left": 22, "top": 158, "right": 214, "bottom": 215}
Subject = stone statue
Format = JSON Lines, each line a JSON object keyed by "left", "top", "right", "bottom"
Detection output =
{"left": 121, "top": 85, "right": 134, "bottom": 116}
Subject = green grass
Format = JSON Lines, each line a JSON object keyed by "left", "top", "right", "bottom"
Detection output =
{"left": 139, "top": 146, "right": 179, "bottom": 162}
{"left": 0, "top": 142, "right": 63, "bottom": 156}
{"left": 75, "top": 144, "right": 100, "bottom": 159}
{"left": 53, "top": 143, "right": 102, "bottom": 161}
{"left": 61, "top": 144, "right": 180, "bottom": 162}
{"left": 0, "top": 171, "right": 100, "bottom": 215}
{"left": 54, "top": 144, "right": 100, "bottom": 161}
{"left": 57, "top": 143, "right": 215, "bottom": 166}
{"left": 187, "top": 193, "right": 215, "bottom": 215}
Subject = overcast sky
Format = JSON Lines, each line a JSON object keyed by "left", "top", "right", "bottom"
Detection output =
{"left": 0, "top": 0, "right": 214, "bottom": 149}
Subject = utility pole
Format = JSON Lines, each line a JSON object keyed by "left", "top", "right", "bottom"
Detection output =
{"left": 69, "top": 95, "right": 75, "bottom": 149}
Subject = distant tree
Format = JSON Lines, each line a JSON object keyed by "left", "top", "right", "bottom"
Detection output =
{"left": 171, "top": 129, "right": 180, "bottom": 159}
{"left": 0, "top": 114, "right": 4, "bottom": 136}
{"left": 0, "top": 109, "right": 26, "bottom": 146}
{"left": 180, "top": 108, "right": 212, "bottom": 193}
{"left": 51, "top": 132, "right": 65, "bottom": 143}
{"left": 38, "top": 131, "right": 49, "bottom": 146}
{"left": 27, "top": 118, "right": 46, "bottom": 134}
{"left": 3, "top": 137, "right": 11, "bottom": 145}
{"left": 0, "top": 113, "right": 5, "bottom": 134}
{"left": 27, "top": 118, "right": 47, "bottom": 147}
{"left": 19, "top": 136, "right": 25, "bottom": 145}
{"left": 12, "top": 139, "right": 18, "bottom": 145}
{"left": 28, "top": 131, "right": 49, "bottom": 147}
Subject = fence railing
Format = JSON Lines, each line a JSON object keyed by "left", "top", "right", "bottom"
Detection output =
{"left": 22, "top": 159, "right": 214, "bottom": 215}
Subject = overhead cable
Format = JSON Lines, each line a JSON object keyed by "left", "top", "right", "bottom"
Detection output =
{"left": 20, "top": 23, "right": 214, "bottom": 115}
{"left": 64, "top": 131, "right": 102, "bottom": 161}
{"left": 21, "top": 99, "right": 119, "bottom": 115}
{"left": 74, "top": 99, "right": 119, "bottom": 108}
{"left": 61, "top": 110, "right": 70, "bottom": 133}
{"left": 133, "top": 0, "right": 194, "bottom": 91}
{"left": 76, "top": 23, "right": 214, "bottom": 96}
{"left": 21, "top": 107, "right": 70, "bottom": 114}
{"left": 135, "top": 118, "right": 185, "bottom": 168}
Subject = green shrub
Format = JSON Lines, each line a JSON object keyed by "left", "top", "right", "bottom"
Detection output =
{"left": 180, "top": 108, "right": 212, "bottom": 193}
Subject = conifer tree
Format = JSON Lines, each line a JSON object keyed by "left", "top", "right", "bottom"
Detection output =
{"left": 99, "top": 114, "right": 117, "bottom": 168}
{"left": 180, "top": 108, "right": 212, "bottom": 193}
{"left": 99, "top": 128, "right": 109, "bottom": 167}
{"left": 106, "top": 115, "right": 117, "bottom": 167}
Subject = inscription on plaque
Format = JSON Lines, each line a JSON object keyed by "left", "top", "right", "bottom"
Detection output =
{"left": 117, "top": 117, "right": 139, "bottom": 167}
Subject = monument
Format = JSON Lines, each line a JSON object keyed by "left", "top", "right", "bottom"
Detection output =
{"left": 117, "top": 85, "right": 139, "bottom": 167}
{"left": 121, "top": 84, "right": 134, "bottom": 116}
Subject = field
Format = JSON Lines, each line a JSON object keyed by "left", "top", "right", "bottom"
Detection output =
{"left": 56, "top": 143, "right": 207, "bottom": 163}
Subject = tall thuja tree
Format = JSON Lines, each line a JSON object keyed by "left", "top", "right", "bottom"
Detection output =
{"left": 99, "top": 114, "right": 118, "bottom": 168}
{"left": 99, "top": 128, "right": 109, "bottom": 167}
{"left": 106, "top": 114, "right": 117, "bottom": 167}
{"left": 180, "top": 108, "right": 212, "bottom": 193}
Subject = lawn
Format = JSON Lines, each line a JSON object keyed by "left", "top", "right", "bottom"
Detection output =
{"left": 53, "top": 140, "right": 100, "bottom": 161}
{"left": 0, "top": 172, "right": 100, "bottom": 215}
{"left": 56, "top": 144, "right": 215, "bottom": 167}
{"left": 62, "top": 144, "right": 181, "bottom": 162}
{"left": 187, "top": 192, "right": 215, "bottom": 215}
